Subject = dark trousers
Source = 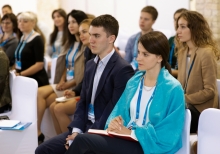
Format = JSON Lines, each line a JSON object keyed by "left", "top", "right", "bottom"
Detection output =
{"left": 188, "top": 104, "right": 200, "bottom": 133}
{"left": 35, "top": 131, "right": 69, "bottom": 154}
{"left": 65, "top": 133, "right": 144, "bottom": 154}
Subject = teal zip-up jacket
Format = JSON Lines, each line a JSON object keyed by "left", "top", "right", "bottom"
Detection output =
{"left": 105, "top": 67, "right": 185, "bottom": 154}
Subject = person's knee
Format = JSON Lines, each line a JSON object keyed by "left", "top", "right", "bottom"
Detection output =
{"left": 49, "top": 102, "right": 56, "bottom": 113}
{"left": 54, "top": 103, "right": 65, "bottom": 114}
{"left": 35, "top": 144, "right": 46, "bottom": 154}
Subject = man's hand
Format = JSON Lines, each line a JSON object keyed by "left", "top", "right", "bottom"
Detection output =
{"left": 65, "top": 132, "right": 78, "bottom": 150}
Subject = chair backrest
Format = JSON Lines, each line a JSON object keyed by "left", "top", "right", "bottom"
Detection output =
{"left": 9, "top": 71, "right": 16, "bottom": 91}
{"left": 175, "top": 109, "right": 191, "bottom": 154}
{"left": 216, "top": 79, "right": 220, "bottom": 108}
{"left": 9, "top": 76, "right": 38, "bottom": 122}
{"left": 0, "top": 71, "right": 15, "bottom": 116}
{"left": 50, "top": 57, "right": 58, "bottom": 84}
{"left": 197, "top": 108, "right": 220, "bottom": 154}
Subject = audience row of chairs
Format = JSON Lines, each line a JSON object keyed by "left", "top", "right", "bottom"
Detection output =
{"left": 0, "top": 72, "right": 220, "bottom": 153}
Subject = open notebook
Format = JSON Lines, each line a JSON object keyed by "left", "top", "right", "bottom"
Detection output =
{"left": 88, "top": 129, "right": 138, "bottom": 142}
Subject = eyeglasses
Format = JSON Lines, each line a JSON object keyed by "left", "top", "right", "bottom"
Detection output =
{"left": 1, "top": 22, "right": 12, "bottom": 25}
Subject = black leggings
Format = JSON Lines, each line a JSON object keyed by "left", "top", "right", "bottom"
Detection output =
{"left": 0, "top": 104, "right": 11, "bottom": 113}
{"left": 188, "top": 104, "right": 200, "bottom": 133}
{"left": 65, "top": 133, "right": 144, "bottom": 154}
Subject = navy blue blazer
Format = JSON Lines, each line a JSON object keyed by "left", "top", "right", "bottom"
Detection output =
{"left": 68, "top": 51, "right": 134, "bottom": 132}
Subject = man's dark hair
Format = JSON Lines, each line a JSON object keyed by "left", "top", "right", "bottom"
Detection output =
{"left": 2, "top": 5, "right": 12, "bottom": 11}
{"left": 91, "top": 14, "right": 119, "bottom": 39}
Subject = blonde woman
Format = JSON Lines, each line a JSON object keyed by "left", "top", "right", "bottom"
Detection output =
{"left": 15, "top": 12, "right": 48, "bottom": 87}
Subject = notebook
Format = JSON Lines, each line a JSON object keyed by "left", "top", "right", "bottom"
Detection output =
{"left": 88, "top": 129, "right": 138, "bottom": 142}
{"left": 1, "top": 122, "right": 32, "bottom": 130}
{"left": 55, "top": 96, "right": 75, "bottom": 102}
{"left": 0, "top": 120, "right": 20, "bottom": 128}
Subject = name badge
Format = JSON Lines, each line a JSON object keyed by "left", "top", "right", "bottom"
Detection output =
{"left": 130, "top": 58, "right": 138, "bottom": 70}
{"left": 52, "top": 53, "right": 58, "bottom": 59}
{"left": 66, "top": 69, "right": 74, "bottom": 81}
{"left": 15, "top": 61, "right": 22, "bottom": 70}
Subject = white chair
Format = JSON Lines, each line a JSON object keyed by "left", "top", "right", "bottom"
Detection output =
{"left": 176, "top": 109, "right": 191, "bottom": 154}
{"left": 0, "top": 71, "right": 16, "bottom": 116}
{"left": 216, "top": 79, "right": 220, "bottom": 108}
{"left": 197, "top": 108, "right": 220, "bottom": 154}
{"left": 0, "top": 76, "right": 38, "bottom": 154}
{"left": 50, "top": 57, "right": 58, "bottom": 84}
{"left": 41, "top": 109, "right": 57, "bottom": 141}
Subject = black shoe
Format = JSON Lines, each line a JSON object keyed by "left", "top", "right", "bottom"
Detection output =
{"left": 38, "top": 133, "right": 45, "bottom": 145}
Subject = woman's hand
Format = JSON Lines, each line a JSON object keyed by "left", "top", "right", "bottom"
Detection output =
{"left": 63, "top": 90, "right": 76, "bottom": 98}
{"left": 56, "top": 81, "right": 65, "bottom": 90}
{"left": 108, "top": 116, "right": 124, "bottom": 133}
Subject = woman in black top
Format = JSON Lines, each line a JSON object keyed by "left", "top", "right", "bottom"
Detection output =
{"left": 15, "top": 12, "right": 48, "bottom": 87}
{"left": 0, "top": 13, "right": 19, "bottom": 67}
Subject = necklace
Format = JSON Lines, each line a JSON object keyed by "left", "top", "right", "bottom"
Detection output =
{"left": 143, "top": 83, "right": 156, "bottom": 91}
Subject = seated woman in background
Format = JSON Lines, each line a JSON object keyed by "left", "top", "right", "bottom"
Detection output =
{"left": 49, "top": 19, "right": 96, "bottom": 135}
{"left": 45, "top": 8, "right": 67, "bottom": 72}
{"left": 176, "top": 11, "right": 219, "bottom": 134}
{"left": 14, "top": 12, "right": 49, "bottom": 87}
{"left": 168, "top": 8, "right": 187, "bottom": 78}
{"left": 0, "top": 13, "right": 19, "bottom": 67}
{"left": 37, "top": 10, "right": 88, "bottom": 144}
{"left": 66, "top": 31, "right": 185, "bottom": 154}
{"left": 0, "top": 49, "right": 11, "bottom": 113}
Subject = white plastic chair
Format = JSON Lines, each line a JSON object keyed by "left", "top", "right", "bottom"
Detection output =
{"left": 50, "top": 57, "right": 57, "bottom": 84}
{"left": 0, "top": 76, "right": 38, "bottom": 154}
{"left": 0, "top": 71, "right": 16, "bottom": 116}
{"left": 216, "top": 79, "right": 220, "bottom": 108}
{"left": 197, "top": 108, "right": 220, "bottom": 154}
{"left": 176, "top": 109, "right": 191, "bottom": 154}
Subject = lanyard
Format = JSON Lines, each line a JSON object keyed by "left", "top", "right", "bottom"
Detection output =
{"left": 184, "top": 53, "right": 197, "bottom": 92}
{"left": 65, "top": 43, "right": 80, "bottom": 68}
{"left": 133, "top": 33, "right": 141, "bottom": 58}
{"left": 52, "top": 44, "right": 61, "bottom": 54}
{"left": 0, "top": 33, "right": 14, "bottom": 47}
{"left": 169, "top": 43, "right": 175, "bottom": 66}
{"left": 136, "top": 76, "right": 156, "bottom": 125}
{"left": 14, "top": 30, "right": 34, "bottom": 61}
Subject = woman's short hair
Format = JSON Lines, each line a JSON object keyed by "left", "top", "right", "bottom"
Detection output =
{"left": 138, "top": 31, "right": 171, "bottom": 73}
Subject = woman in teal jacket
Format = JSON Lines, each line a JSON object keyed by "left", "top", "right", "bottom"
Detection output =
{"left": 65, "top": 31, "right": 185, "bottom": 154}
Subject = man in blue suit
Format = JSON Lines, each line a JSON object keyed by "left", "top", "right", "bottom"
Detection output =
{"left": 35, "top": 14, "right": 134, "bottom": 154}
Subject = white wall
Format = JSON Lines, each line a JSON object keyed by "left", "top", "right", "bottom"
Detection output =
{"left": 146, "top": 0, "right": 189, "bottom": 37}
{"left": 0, "top": 0, "right": 37, "bottom": 16}
{"left": 60, "top": 0, "right": 189, "bottom": 50}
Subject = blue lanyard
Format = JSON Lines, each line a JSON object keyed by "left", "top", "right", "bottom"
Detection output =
{"left": 0, "top": 33, "right": 14, "bottom": 47}
{"left": 14, "top": 30, "right": 34, "bottom": 61}
{"left": 136, "top": 76, "right": 156, "bottom": 125}
{"left": 65, "top": 43, "right": 80, "bottom": 68}
{"left": 184, "top": 53, "right": 197, "bottom": 92}
{"left": 169, "top": 43, "right": 175, "bottom": 66}
{"left": 52, "top": 44, "right": 61, "bottom": 54}
{"left": 133, "top": 33, "right": 141, "bottom": 58}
